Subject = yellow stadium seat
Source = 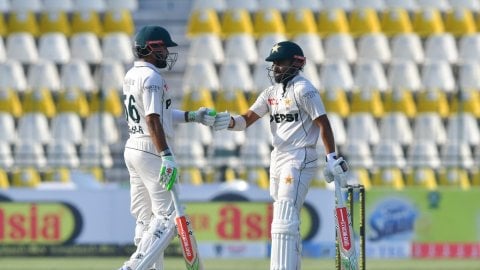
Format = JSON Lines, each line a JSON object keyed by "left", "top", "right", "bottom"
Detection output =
{"left": 383, "top": 88, "right": 417, "bottom": 118}
{"left": 445, "top": 8, "right": 476, "bottom": 37}
{"left": 472, "top": 170, "right": 480, "bottom": 186}
{"left": 380, "top": 8, "right": 413, "bottom": 37}
{"left": 205, "top": 166, "right": 237, "bottom": 183}
{"left": 350, "top": 90, "right": 384, "bottom": 117}
{"left": 103, "top": 9, "right": 134, "bottom": 36}
{"left": 179, "top": 167, "right": 204, "bottom": 186}
{"left": 21, "top": 88, "right": 56, "bottom": 118}
{"left": 371, "top": 168, "right": 405, "bottom": 190}
{"left": 11, "top": 167, "right": 41, "bottom": 188}
{"left": 89, "top": 89, "right": 123, "bottom": 117}
{"left": 71, "top": 10, "right": 102, "bottom": 36}
{"left": 238, "top": 167, "right": 269, "bottom": 189}
{"left": 253, "top": 8, "right": 285, "bottom": 37}
{"left": 416, "top": 89, "right": 450, "bottom": 117}
{"left": 7, "top": 11, "right": 39, "bottom": 36}
{"left": 0, "top": 89, "right": 22, "bottom": 118}
{"left": 413, "top": 9, "right": 444, "bottom": 38}
{"left": 187, "top": 8, "right": 222, "bottom": 37}
{"left": 247, "top": 91, "right": 260, "bottom": 105}
{"left": 349, "top": 168, "right": 372, "bottom": 190}
{"left": 43, "top": 167, "right": 71, "bottom": 183}
{"left": 56, "top": 88, "right": 90, "bottom": 117}
{"left": 474, "top": 13, "right": 480, "bottom": 33}
{"left": 39, "top": 11, "right": 71, "bottom": 36}
{"left": 181, "top": 88, "right": 215, "bottom": 111}
{"left": 449, "top": 89, "right": 480, "bottom": 117}
{"left": 349, "top": 8, "right": 381, "bottom": 37}
{"left": 221, "top": 9, "right": 254, "bottom": 37}
{"left": 215, "top": 90, "right": 249, "bottom": 114}
{"left": 321, "top": 89, "right": 350, "bottom": 118}
{"left": 82, "top": 166, "right": 105, "bottom": 182}
{"left": 405, "top": 167, "right": 438, "bottom": 190}
{"left": 0, "top": 13, "right": 6, "bottom": 36}
{"left": 317, "top": 9, "right": 349, "bottom": 37}
{"left": 0, "top": 169, "right": 9, "bottom": 189}
{"left": 285, "top": 9, "right": 317, "bottom": 37}
{"left": 224, "top": 168, "right": 237, "bottom": 183}
{"left": 438, "top": 168, "right": 471, "bottom": 190}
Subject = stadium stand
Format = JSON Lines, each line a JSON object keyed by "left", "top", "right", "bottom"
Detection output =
{"left": 0, "top": 0, "right": 478, "bottom": 189}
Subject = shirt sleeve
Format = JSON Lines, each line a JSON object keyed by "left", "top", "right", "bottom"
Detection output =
{"left": 298, "top": 85, "right": 326, "bottom": 120}
{"left": 143, "top": 74, "right": 164, "bottom": 116}
{"left": 249, "top": 89, "right": 270, "bottom": 117}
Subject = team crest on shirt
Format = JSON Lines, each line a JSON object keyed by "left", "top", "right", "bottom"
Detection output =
{"left": 283, "top": 98, "right": 292, "bottom": 107}
{"left": 268, "top": 98, "right": 279, "bottom": 105}
{"left": 284, "top": 175, "right": 293, "bottom": 184}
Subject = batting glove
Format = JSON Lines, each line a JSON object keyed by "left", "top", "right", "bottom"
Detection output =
{"left": 188, "top": 107, "right": 216, "bottom": 126}
{"left": 323, "top": 156, "right": 349, "bottom": 187}
{"left": 213, "top": 111, "right": 231, "bottom": 131}
{"left": 159, "top": 155, "right": 178, "bottom": 190}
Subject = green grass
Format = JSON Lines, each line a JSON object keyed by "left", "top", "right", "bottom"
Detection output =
{"left": 0, "top": 257, "right": 479, "bottom": 270}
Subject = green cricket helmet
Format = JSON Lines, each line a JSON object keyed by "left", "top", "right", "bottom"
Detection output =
{"left": 265, "top": 41, "right": 305, "bottom": 63}
{"left": 134, "top": 25, "right": 178, "bottom": 69}
{"left": 134, "top": 25, "right": 178, "bottom": 48}
{"left": 265, "top": 41, "right": 306, "bottom": 84}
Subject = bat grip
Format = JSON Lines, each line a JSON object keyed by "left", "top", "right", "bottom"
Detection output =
{"left": 334, "top": 178, "right": 344, "bottom": 207}
{"left": 170, "top": 185, "right": 185, "bottom": 217}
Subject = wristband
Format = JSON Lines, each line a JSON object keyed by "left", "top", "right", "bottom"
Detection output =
{"left": 160, "top": 148, "right": 172, "bottom": 156}
{"left": 187, "top": 111, "right": 197, "bottom": 122}
{"left": 228, "top": 115, "right": 247, "bottom": 131}
{"left": 228, "top": 116, "right": 235, "bottom": 128}
{"left": 326, "top": 152, "right": 337, "bottom": 161}
{"left": 184, "top": 111, "right": 189, "bottom": 122}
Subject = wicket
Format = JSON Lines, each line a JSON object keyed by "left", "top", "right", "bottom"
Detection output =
{"left": 335, "top": 184, "right": 366, "bottom": 270}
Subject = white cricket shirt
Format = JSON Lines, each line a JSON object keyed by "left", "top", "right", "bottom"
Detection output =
{"left": 250, "top": 75, "right": 326, "bottom": 152}
{"left": 122, "top": 61, "right": 174, "bottom": 144}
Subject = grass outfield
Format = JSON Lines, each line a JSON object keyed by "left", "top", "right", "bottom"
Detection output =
{"left": 0, "top": 257, "right": 479, "bottom": 270}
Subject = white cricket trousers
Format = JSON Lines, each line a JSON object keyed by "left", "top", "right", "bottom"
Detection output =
{"left": 124, "top": 137, "right": 174, "bottom": 224}
{"left": 269, "top": 147, "right": 318, "bottom": 210}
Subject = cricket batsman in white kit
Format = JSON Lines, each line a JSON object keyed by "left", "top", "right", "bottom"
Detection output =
{"left": 213, "top": 41, "right": 349, "bottom": 270}
{"left": 118, "top": 25, "right": 215, "bottom": 270}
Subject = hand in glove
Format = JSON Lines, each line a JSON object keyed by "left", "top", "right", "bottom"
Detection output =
{"left": 213, "top": 111, "right": 231, "bottom": 131}
{"left": 323, "top": 156, "right": 349, "bottom": 187}
{"left": 188, "top": 107, "right": 216, "bottom": 126}
{"left": 158, "top": 154, "right": 178, "bottom": 190}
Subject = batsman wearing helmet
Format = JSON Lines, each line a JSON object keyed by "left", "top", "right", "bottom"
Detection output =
{"left": 118, "top": 25, "right": 215, "bottom": 270}
{"left": 213, "top": 41, "right": 348, "bottom": 270}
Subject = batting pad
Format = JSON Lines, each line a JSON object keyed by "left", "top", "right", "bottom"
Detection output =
{"left": 134, "top": 220, "right": 148, "bottom": 246}
{"left": 270, "top": 200, "right": 301, "bottom": 270}
{"left": 127, "top": 213, "right": 176, "bottom": 270}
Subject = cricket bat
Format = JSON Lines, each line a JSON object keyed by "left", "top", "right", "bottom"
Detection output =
{"left": 334, "top": 161, "right": 359, "bottom": 270}
{"left": 170, "top": 186, "right": 204, "bottom": 270}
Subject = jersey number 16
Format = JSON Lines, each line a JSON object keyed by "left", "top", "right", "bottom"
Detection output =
{"left": 122, "top": 94, "right": 140, "bottom": 123}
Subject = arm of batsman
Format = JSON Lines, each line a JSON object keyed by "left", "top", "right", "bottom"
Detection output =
{"left": 323, "top": 156, "right": 349, "bottom": 187}
{"left": 213, "top": 111, "right": 231, "bottom": 131}
{"left": 190, "top": 107, "right": 216, "bottom": 126}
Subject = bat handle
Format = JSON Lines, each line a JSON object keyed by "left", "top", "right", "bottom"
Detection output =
{"left": 334, "top": 178, "right": 345, "bottom": 207}
{"left": 170, "top": 185, "right": 185, "bottom": 217}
